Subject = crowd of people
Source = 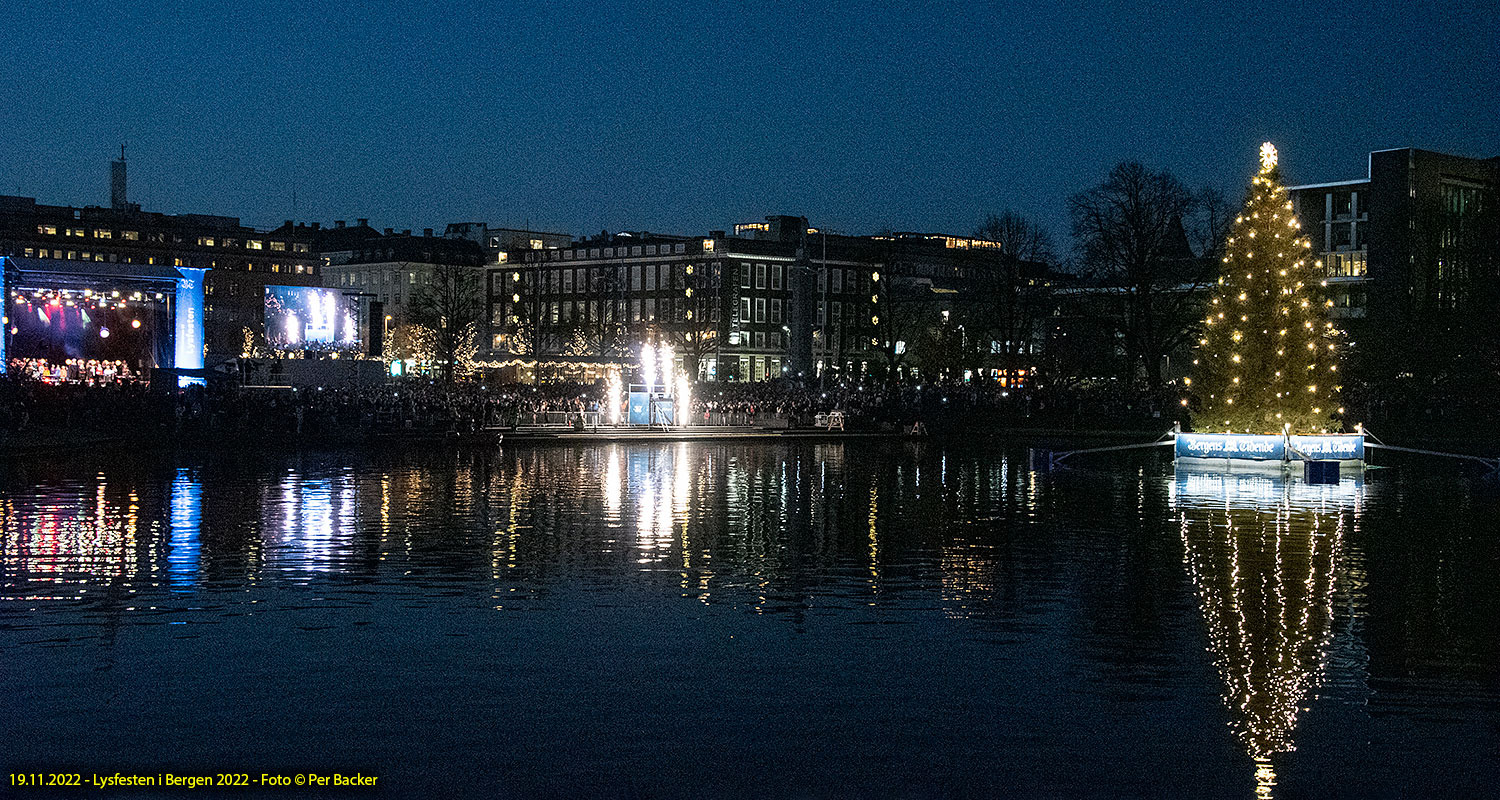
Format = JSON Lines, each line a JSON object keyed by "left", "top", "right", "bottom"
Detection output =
{"left": 1, "top": 366, "right": 1185, "bottom": 447}
{"left": 7, "top": 357, "right": 140, "bottom": 385}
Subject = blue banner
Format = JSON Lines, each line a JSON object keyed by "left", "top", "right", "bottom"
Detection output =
{"left": 628, "top": 392, "right": 650, "bottom": 425}
{"left": 1177, "top": 433, "right": 1285, "bottom": 460}
{"left": 1289, "top": 435, "right": 1364, "bottom": 460}
{"left": 1176, "top": 433, "right": 1364, "bottom": 461}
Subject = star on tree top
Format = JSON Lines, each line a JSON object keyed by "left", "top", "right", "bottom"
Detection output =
{"left": 1259, "top": 142, "right": 1278, "bottom": 173}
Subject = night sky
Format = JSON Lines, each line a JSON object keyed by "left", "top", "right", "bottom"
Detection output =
{"left": 2, "top": 0, "right": 1496, "bottom": 244}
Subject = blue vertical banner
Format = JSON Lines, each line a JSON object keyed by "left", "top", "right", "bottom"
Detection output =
{"left": 0, "top": 257, "right": 9, "bottom": 373}
{"left": 174, "top": 267, "right": 208, "bottom": 386}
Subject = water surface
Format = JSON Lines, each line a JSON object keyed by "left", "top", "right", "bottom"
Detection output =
{"left": 2, "top": 442, "right": 1496, "bottom": 798}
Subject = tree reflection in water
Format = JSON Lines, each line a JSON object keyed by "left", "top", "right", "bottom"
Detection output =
{"left": 1171, "top": 467, "right": 1363, "bottom": 799}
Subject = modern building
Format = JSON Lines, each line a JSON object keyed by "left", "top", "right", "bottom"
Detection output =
{"left": 1289, "top": 147, "right": 1499, "bottom": 324}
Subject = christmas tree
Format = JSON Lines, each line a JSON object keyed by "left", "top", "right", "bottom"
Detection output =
{"left": 1189, "top": 143, "right": 1342, "bottom": 433}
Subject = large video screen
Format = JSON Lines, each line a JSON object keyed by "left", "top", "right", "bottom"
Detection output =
{"left": 264, "top": 286, "right": 360, "bottom": 351}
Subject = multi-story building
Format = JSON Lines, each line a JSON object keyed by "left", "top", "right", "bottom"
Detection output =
{"left": 442, "top": 222, "right": 572, "bottom": 265}
{"left": 0, "top": 163, "right": 319, "bottom": 362}
{"left": 1289, "top": 147, "right": 1499, "bottom": 324}
{"left": 318, "top": 223, "right": 486, "bottom": 324}
{"left": 482, "top": 215, "right": 1018, "bottom": 384}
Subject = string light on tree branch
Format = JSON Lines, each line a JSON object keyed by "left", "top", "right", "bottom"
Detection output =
{"left": 1185, "top": 143, "right": 1341, "bottom": 433}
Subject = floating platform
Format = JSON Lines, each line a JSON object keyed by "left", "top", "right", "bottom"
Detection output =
{"left": 492, "top": 424, "right": 917, "bottom": 445}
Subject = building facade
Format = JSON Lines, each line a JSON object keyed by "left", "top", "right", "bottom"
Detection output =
{"left": 0, "top": 194, "right": 319, "bottom": 362}
{"left": 1289, "top": 147, "right": 1499, "bottom": 324}
{"left": 481, "top": 215, "right": 1022, "bottom": 384}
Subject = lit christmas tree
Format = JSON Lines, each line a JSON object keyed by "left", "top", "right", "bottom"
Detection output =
{"left": 1189, "top": 143, "right": 1342, "bottom": 433}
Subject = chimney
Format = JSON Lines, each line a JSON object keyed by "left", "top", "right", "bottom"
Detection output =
{"left": 423, "top": 228, "right": 433, "bottom": 237}
{"left": 283, "top": 219, "right": 293, "bottom": 227}
{"left": 110, "top": 146, "right": 128, "bottom": 211}
{"left": 335, "top": 220, "right": 346, "bottom": 228}
{"left": 402, "top": 229, "right": 411, "bottom": 236}
{"left": 311, "top": 222, "right": 321, "bottom": 230}
{"left": 357, "top": 218, "right": 369, "bottom": 227}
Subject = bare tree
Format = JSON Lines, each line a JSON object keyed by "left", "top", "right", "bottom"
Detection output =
{"left": 968, "top": 211, "right": 1057, "bottom": 383}
{"left": 408, "top": 263, "right": 484, "bottom": 383}
{"left": 1069, "top": 162, "right": 1214, "bottom": 389}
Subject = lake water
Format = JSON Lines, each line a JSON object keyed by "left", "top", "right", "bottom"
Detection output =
{"left": 2, "top": 441, "right": 1496, "bottom": 798}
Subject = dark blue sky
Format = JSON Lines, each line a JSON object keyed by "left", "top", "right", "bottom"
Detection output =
{"left": 2, "top": 0, "right": 1495, "bottom": 243}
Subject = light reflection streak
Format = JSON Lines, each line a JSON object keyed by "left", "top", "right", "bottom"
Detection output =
{"left": 1173, "top": 467, "right": 1360, "bottom": 798}
{"left": 167, "top": 468, "right": 202, "bottom": 591}
{"left": 0, "top": 478, "right": 143, "bottom": 600}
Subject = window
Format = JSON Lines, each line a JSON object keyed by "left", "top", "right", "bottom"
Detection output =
{"left": 832, "top": 270, "right": 843, "bottom": 291}
{"left": 122, "top": 230, "right": 139, "bottom": 241}
{"left": 817, "top": 301, "right": 825, "bottom": 325}
{"left": 94, "top": 229, "right": 112, "bottom": 239}
{"left": 646, "top": 298, "right": 657, "bottom": 320}
{"left": 270, "top": 241, "right": 287, "bottom": 251}
{"left": 293, "top": 242, "right": 309, "bottom": 253}
{"left": 409, "top": 272, "right": 417, "bottom": 285}
{"left": 247, "top": 239, "right": 263, "bottom": 250}
{"left": 36, "top": 225, "right": 57, "bottom": 235}
{"left": 772, "top": 265, "right": 783, "bottom": 290}
{"left": 755, "top": 298, "right": 766, "bottom": 322}
{"left": 771, "top": 298, "right": 782, "bottom": 323}
{"left": 632, "top": 246, "right": 642, "bottom": 256}
{"left": 754, "top": 332, "right": 766, "bottom": 349}
{"left": 604, "top": 247, "right": 615, "bottom": 258}
{"left": 632, "top": 299, "right": 642, "bottom": 321}
{"left": 755, "top": 263, "right": 767, "bottom": 289}
{"left": 197, "top": 237, "right": 215, "bottom": 247}
{"left": 741, "top": 263, "right": 752, "bottom": 287}
{"left": 740, "top": 296, "right": 752, "bottom": 322}
{"left": 530, "top": 238, "right": 545, "bottom": 249}
{"left": 645, "top": 267, "right": 656, "bottom": 291}
{"left": 68, "top": 227, "right": 85, "bottom": 237}
{"left": 833, "top": 301, "right": 842, "bottom": 320}
{"left": 674, "top": 243, "right": 685, "bottom": 253}
{"left": 646, "top": 245, "right": 657, "bottom": 255}
{"left": 22, "top": 247, "right": 33, "bottom": 257}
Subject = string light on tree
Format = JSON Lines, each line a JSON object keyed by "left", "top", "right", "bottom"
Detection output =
{"left": 1188, "top": 143, "right": 1342, "bottom": 433}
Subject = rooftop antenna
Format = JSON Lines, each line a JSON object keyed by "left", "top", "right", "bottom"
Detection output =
{"left": 110, "top": 144, "right": 129, "bottom": 210}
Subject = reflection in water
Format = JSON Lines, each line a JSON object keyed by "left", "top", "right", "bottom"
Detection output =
{"left": 167, "top": 469, "right": 202, "bottom": 590}
{"left": 1172, "top": 468, "right": 1363, "bottom": 799}
{"left": 0, "top": 475, "right": 146, "bottom": 599}
{"left": 264, "top": 473, "right": 359, "bottom": 574}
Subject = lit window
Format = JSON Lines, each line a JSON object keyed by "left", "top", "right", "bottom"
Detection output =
{"left": 122, "top": 230, "right": 139, "bottom": 241}
{"left": 270, "top": 241, "right": 287, "bottom": 251}
{"left": 94, "top": 229, "right": 112, "bottom": 239}
{"left": 36, "top": 225, "right": 57, "bottom": 235}
{"left": 292, "top": 242, "right": 309, "bottom": 253}
{"left": 247, "top": 239, "right": 263, "bottom": 250}
{"left": 198, "top": 237, "right": 215, "bottom": 247}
